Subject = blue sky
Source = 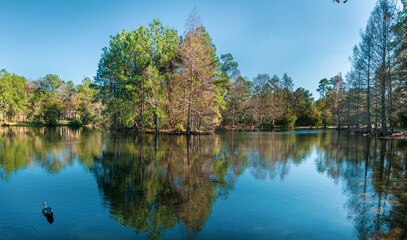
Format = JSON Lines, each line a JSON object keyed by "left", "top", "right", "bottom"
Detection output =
{"left": 0, "top": 0, "right": 377, "bottom": 97}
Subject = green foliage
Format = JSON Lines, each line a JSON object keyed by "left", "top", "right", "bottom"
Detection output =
{"left": 0, "top": 69, "right": 30, "bottom": 121}
{"left": 0, "top": 70, "right": 103, "bottom": 126}
{"left": 42, "top": 101, "right": 64, "bottom": 126}
{"left": 78, "top": 104, "right": 94, "bottom": 125}
{"left": 32, "top": 74, "right": 67, "bottom": 125}
{"left": 75, "top": 77, "right": 102, "bottom": 125}
{"left": 95, "top": 19, "right": 180, "bottom": 131}
{"left": 317, "top": 78, "right": 331, "bottom": 98}
{"left": 282, "top": 112, "right": 297, "bottom": 128}
{"left": 293, "top": 88, "right": 318, "bottom": 126}
{"left": 316, "top": 99, "right": 331, "bottom": 128}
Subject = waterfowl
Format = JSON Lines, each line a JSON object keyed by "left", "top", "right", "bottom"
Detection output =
{"left": 42, "top": 202, "right": 53, "bottom": 216}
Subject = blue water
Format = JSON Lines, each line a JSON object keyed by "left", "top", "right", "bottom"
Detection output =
{"left": 0, "top": 127, "right": 406, "bottom": 239}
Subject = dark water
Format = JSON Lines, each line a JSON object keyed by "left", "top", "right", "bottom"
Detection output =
{"left": 0, "top": 127, "right": 406, "bottom": 240}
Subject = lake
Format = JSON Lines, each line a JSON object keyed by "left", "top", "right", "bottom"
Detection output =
{"left": 0, "top": 127, "right": 406, "bottom": 240}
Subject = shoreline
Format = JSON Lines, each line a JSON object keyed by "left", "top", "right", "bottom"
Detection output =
{"left": 2, "top": 122, "right": 406, "bottom": 139}
{"left": 351, "top": 128, "right": 407, "bottom": 140}
{"left": 376, "top": 131, "right": 407, "bottom": 140}
{"left": 112, "top": 128, "right": 213, "bottom": 135}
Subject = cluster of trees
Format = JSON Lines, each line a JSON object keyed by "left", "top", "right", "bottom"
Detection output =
{"left": 221, "top": 71, "right": 323, "bottom": 128}
{"left": 0, "top": 70, "right": 102, "bottom": 126}
{"left": 335, "top": 0, "right": 407, "bottom": 135}
{"left": 95, "top": 11, "right": 226, "bottom": 134}
{"left": 222, "top": 0, "right": 407, "bottom": 134}
{"left": 1, "top": 2, "right": 407, "bottom": 135}
{"left": 92, "top": 8, "right": 349, "bottom": 131}
{"left": 222, "top": 0, "right": 407, "bottom": 133}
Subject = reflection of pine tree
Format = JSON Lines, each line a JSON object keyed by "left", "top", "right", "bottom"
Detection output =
{"left": 89, "top": 134, "right": 237, "bottom": 239}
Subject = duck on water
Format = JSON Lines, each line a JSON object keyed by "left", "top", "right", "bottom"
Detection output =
{"left": 42, "top": 202, "right": 54, "bottom": 224}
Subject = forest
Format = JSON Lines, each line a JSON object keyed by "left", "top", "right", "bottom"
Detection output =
{"left": 1, "top": 0, "right": 406, "bottom": 136}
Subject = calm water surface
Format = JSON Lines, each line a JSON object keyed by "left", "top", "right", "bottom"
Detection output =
{"left": 0, "top": 127, "right": 406, "bottom": 240}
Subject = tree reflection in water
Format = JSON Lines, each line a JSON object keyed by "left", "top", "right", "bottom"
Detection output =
{"left": 0, "top": 127, "right": 406, "bottom": 239}
{"left": 315, "top": 131, "right": 407, "bottom": 240}
{"left": 89, "top": 134, "right": 238, "bottom": 239}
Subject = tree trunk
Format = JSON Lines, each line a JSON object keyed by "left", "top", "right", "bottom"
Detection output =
{"left": 138, "top": 80, "right": 144, "bottom": 131}
{"left": 232, "top": 100, "right": 235, "bottom": 127}
{"left": 155, "top": 109, "right": 159, "bottom": 133}
{"left": 186, "top": 68, "right": 194, "bottom": 135}
{"left": 375, "top": 86, "right": 378, "bottom": 131}
{"left": 367, "top": 55, "right": 371, "bottom": 131}
{"left": 388, "top": 59, "right": 394, "bottom": 133}
{"left": 356, "top": 72, "right": 361, "bottom": 128}
{"left": 165, "top": 79, "right": 174, "bottom": 129}
{"left": 380, "top": 73, "right": 387, "bottom": 135}
{"left": 259, "top": 98, "right": 263, "bottom": 128}
{"left": 347, "top": 100, "right": 351, "bottom": 130}
{"left": 380, "top": 17, "right": 388, "bottom": 136}
{"left": 338, "top": 113, "right": 341, "bottom": 129}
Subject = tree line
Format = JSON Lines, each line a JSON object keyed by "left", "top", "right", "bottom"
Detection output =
{"left": 341, "top": 0, "right": 407, "bottom": 135}
{"left": 1, "top": 2, "right": 406, "bottom": 135}
{"left": 230, "top": 0, "right": 407, "bottom": 134}
{"left": 0, "top": 70, "right": 102, "bottom": 126}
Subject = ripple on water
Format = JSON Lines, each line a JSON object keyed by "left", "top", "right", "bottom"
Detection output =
{"left": 0, "top": 203, "right": 59, "bottom": 240}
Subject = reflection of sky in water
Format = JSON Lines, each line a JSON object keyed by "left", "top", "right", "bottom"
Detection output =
{"left": 202, "top": 149, "right": 354, "bottom": 240}
{"left": 0, "top": 127, "right": 406, "bottom": 240}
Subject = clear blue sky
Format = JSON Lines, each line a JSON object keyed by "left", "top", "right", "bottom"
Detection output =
{"left": 0, "top": 0, "right": 377, "bottom": 98}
